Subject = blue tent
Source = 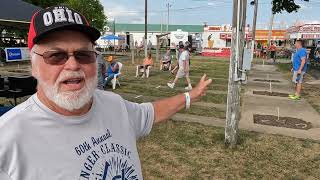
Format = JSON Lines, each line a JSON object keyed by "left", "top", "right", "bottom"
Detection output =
{"left": 100, "top": 35, "right": 124, "bottom": 40}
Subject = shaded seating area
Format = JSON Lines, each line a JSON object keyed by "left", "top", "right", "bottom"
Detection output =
{"left": 0, "top": 0, "right": 41, "bottom": 29}
{"left": 0, "top": 75, "right": 37, "bottom": 106}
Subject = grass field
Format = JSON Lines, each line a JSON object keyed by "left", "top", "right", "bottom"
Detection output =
{"left": 138, "top": 121, "right": 320, "bottom": 179}
{"left": 111, "top": 55, "right": 320, "bottom": 179}
{"left": 1, "top": 56, "right": 319, "bottom": 179}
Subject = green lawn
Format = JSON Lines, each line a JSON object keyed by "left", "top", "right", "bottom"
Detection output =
{"left": 138, "top": 121, "right": 320, "bottom": 179}
{"left": 112, "top": 56, "right": 320, "bottom": 179}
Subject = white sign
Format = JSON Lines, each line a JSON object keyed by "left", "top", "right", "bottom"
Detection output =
{"left": 300, "top": 25, "right": 320, "bottom": 33}
{"left": 5, "top": 47, "right": 30, "bottom": 62}
{"left": 301, "top": 34, "right": 320, "bottom": 39}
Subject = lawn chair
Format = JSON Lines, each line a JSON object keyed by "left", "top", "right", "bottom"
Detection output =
{"left": 7, "top": 76, "right": 37, "bottom": 105}
{"left": 109, "top": 62, "right": 123, "bottom": 89}
{"left": 136, "top": 65, "right": 152, "bottom": 78}
{"left": 160, "top": 61, "right": 172, "bottom": 71}
{"left": 0, "top": 77, "right": 8, "bottom": 101}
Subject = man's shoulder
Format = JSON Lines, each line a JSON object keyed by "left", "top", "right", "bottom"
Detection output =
{"left": 0, "top": 97, "right": 35, "bottom": 137}
{"left": 94, "top": 90, "right": 124, "bottom": 103}
{"left": 1, "top": 96, "right": 34, "bottom": 117}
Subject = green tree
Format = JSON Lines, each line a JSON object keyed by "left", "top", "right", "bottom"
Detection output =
{"left": 272, "top": 0, "right": 309, "bottom": 14}
{"left": 66, "top": 0, "right": 107, "bottom": 32}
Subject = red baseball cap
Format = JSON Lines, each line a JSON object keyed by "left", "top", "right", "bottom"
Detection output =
{"left": 28, "top": 5, "right": 101, "bottom": 49}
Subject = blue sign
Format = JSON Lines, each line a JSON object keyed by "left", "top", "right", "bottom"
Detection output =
{"left": 6, "top": 48, "right": 22, "bottom": 61}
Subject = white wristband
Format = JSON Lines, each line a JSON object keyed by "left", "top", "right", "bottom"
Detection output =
{"left": 184, "top": 92, "right": 191, "bottom": 109}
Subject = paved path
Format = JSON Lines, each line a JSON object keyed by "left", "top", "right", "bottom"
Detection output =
{"left": 240, "top": 64, "right": 320, "bottom": 141}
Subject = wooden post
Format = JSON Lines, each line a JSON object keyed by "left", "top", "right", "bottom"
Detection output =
{"left": 131, "top": 47, "right": 135, "bottom": 64}
{"left": 156, "top": 33, "right": 170, "bottom": 63}
{"left": 267, "top": 1, "right": 274, "bottom": 60}
{"left": 156, "top": 37, "right": 160, "bottom": 63}
{"left": 250, "top": 0, "right": 258, "bottom": 61}
{"left": 225, "top": 0, "right": 247, "bottom": 148}
{"left": 144, "top": 0, "right": 148, "bottom": 58}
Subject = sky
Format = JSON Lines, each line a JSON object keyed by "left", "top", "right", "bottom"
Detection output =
{"left": 101, "top": 0, "right": 320, "bottom": 29}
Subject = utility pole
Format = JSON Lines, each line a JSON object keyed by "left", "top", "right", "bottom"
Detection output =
{"left": 166, "top": 2, "right": 172, "bottom": 47}
{"left": 161, "top": 12, "right": 163, "bottom": 34}
{"left": 267, "top": 1, "right": 274, "bottom": 47}
{"left": 250, "top": 0, "right": 258, "bottom": 60}
{"left": 225, "top": 0, "right": 247, "bottom": 148}
{"left": 144, "top": 0, "right": 148, "bottom": 58}
{"left": 166, "top": 2, "right": 171, "bottom": 33}
{"left": 113, "top": 19, "right": 116, "bottom": 55}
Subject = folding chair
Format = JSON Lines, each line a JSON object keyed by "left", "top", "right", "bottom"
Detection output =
{"left": 136, "top": 65, "right": 152, "bottom": 78}
{"left": 109, "top": 62, "right": 123, "bottom": 89}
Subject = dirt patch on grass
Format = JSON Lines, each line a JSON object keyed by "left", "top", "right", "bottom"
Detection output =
{"left": 253, "top": 79, "right": 281, "bottom": 83}
{"left": 253, "top": 114, "right": 312, "bottom": 130}
{"left": 253, "top": 91, "right": 289, "bottom": 97}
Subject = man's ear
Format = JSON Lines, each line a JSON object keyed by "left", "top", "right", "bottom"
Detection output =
{"left": 31, "top": 61, "right": 39, "bottom": 79}
{"left": 31, "top": 65, "right": 37, "bottom": 78}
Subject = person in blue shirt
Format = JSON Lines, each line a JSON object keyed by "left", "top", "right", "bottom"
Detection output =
{"left": 289, "top": 40, "right": 307, "bottom": 100}
{"left": 96, "top": 52, "right": 106, "bottom": 90}
{"left": 104, "top": 56, "right": 119, "bottom": 88}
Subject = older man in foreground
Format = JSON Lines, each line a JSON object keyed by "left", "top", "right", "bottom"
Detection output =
{"left": 0, "top": 5, "right": 212, "bottom": 180}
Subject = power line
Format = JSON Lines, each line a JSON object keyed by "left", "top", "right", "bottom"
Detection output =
{"left": 109, "top": 2, "right": 233, "bottom": 14}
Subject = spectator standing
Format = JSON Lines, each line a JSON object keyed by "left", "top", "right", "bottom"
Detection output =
{"left": 269, "top": 42, "right": 277, "bottom": 63}
{"left": 289, "top": 40, "right": 308, "bottom": 100}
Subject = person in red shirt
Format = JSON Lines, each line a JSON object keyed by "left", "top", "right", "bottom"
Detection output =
{"left": 269, "top": 42, "right": 277, "bottom": 63}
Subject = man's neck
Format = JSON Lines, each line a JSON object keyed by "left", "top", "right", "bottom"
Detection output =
{"left": 36, "top": 90, "right": 93, "bottom": 116}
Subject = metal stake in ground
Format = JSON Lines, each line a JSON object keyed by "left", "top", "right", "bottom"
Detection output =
{"left": 269, "top": 81, "right": 272, "bottom": 93}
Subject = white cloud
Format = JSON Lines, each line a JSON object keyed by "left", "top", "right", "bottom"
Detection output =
{"left": 296, "top": 3, "right": 310, "bottom": 10}
{"left": 131, "top": 17, "right": 145, "bottom": 24}
{"left": 101, "top": 0, "right": 159, "bottom": 24}
{"left": 101, "top": 0, "right": 144, "bottom": 22}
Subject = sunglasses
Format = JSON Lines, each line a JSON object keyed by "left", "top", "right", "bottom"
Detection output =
{"left": 33, "top": 50, "right": 97, "bottom": 65}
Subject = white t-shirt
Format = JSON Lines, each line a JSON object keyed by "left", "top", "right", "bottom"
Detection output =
{"left": 178, "top": 50, "right": 189, "bottom": 69}
{"left": 0, "top": 90, "right": 154, "bottom": 180}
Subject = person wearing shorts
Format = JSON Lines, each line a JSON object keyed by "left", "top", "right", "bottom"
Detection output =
{"left": 289, "top": 40, "right": 307, "bottom": 100}
{"left": 167, "top": 44, "right": 192, "bottom": 90}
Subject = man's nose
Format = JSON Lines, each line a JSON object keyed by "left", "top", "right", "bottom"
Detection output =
{"left": 64, "top": 55, "right": 81, "bottom": 70}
